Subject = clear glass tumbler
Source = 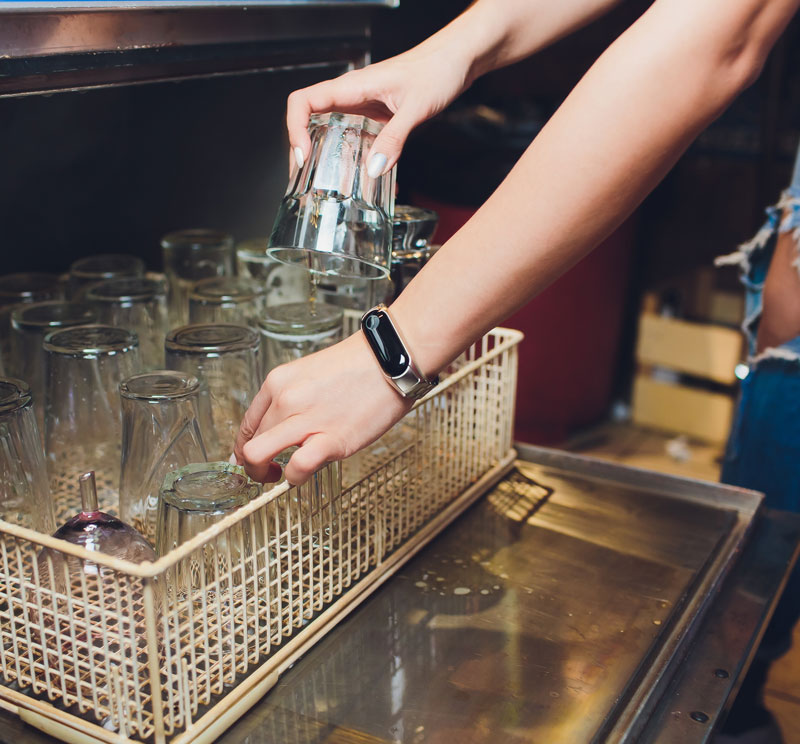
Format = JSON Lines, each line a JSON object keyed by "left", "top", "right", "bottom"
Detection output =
{"left": 67, "top": 254, "right": 146, "bottom": 300}
{"left": 258, "top": 301, "right": 343, "bottom": 375}
{"left": 268, "top": 112, "right": 396, "bottom": 279}
{"left": 155, "top": 462, "right": 261, "bottom": 599}
{"left": 236, "top": 238, "right": 310, "bottom": 307}
{"left": 0, "top": 377, "right": 55, "bottom": 533}
{"left": 160, "top": 229, "right": 235, "bottom": 328}
{"left": 0, "top": 272, "right": 63, "bottom": 373}
{"left": 165, "top": 324, "right": 260, "bottom": 461}
{"left": 10, "top": 301, "right": 98, "bottom": 430}
{"left": 119, "top": 371, "right": 210, "bottom": 545}
{"left": 189, "top": 277, "right": 267, "bottom": 328}
{"left": 86, "top": 277, "right": 169, "bottom": 370}
{"left": 44, "top": 325, "right": 141, "bottom": 521}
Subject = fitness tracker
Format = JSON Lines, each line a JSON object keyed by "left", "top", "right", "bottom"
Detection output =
{"left": 360, "top": 304, "right": 439, "bottom": 400}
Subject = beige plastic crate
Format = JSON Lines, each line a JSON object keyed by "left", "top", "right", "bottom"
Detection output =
{"left": 0, "top": 321, "right": 522, "bottom": 744}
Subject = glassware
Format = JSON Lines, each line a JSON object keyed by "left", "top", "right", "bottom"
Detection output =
{"left": 189, "top": 277, "right": 267, "bottom": 328}
{"left": 165, "top": 324, "right": 260, "bottom": 461}
{"left": 236, "top": 238, "right": 310, "bottom": 307}
{"left": 119, "top": 371, "right": 210, "bottom": 545}
{"left": 160, "top": 229, "right": 235, "bottom": 328}
{"left": 0, "top": 377, "right": 55, "bottom": 533}
{"left": 155, "top": 462, "right": 261, "bottom": 598}
{"left": 68, "top": 254, "right": 146, "bottom": 300}
{"left": 258, "top": 301, "right": 343, "bottom": 375}
{"left": 44, "top": 326, "right": 140, "bottom": 521}
{"left": 86, "top": 277, "right": 169, "bottom": 369}
{"left": 0, "top": 272, "right": 63, "bottom": 372}
{"left": 268, "top": 112, "right": 396, "bottom": 280}
{"left": 389, "top": 205, "right": 439, "bottom": 300}
{"left": 9, "top": 301, "right": 98, "bottom": 429}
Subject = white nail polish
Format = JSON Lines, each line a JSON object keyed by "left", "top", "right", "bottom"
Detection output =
{"left": 228, "top": 453, "right": 237, "bottom": 465}
{"left": 293, "top": 146, "right": 305, "bottom": 170}
{"left": 367, "top": 153, "right": 387, "bottom": 179}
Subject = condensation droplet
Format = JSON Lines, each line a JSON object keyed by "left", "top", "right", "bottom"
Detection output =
{"left": 453, "top": 587, "right": 471, "bottom": 595}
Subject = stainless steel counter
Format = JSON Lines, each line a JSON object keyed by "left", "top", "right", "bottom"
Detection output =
{"left": 0, "top": 446, "right": 797, "bottom": 743}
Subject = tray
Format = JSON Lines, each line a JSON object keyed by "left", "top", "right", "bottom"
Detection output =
{"left": 0, "top": 325, "right": 522, "bottom": 744}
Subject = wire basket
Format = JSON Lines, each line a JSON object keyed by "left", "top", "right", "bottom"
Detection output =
{"left": 0, "top": 323, "right": 522, "bottom": 744}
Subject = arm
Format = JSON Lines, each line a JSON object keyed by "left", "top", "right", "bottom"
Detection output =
{"left": 287, "top": 0, "right": 623, "bottom": 175}
{"left": 238, "top": 0, "right": 799, "bottom": 485}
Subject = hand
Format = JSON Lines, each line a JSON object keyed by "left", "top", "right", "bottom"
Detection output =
{"left": 287, "top": 42, "right": 473, "bottom": 178}
{"left": 234, "top": 332, "right": 413, "bottom": 485}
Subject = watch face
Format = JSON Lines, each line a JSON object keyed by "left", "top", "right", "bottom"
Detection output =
{"left": 362, "top": 309, "right": 408, "bottom": 377}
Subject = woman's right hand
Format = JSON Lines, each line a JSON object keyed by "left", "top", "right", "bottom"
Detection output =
{"left": 286, "top": 41, "right": 474, "bottom": 178}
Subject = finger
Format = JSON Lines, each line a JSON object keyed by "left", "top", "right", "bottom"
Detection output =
{"left": 366, "top": 106, "right": 423, "bottom": 178}
{"left": 241, "top": 416, "right": 309, "bottom": 482}
{"left": 284, "top": 432, "right": 344, "bottom": 486}
{"left": 233, "top": 384, "right": 272, "bottom": 465}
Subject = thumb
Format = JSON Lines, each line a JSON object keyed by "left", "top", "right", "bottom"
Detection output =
{"left": 366, "top": 107, "right": 420, "bottom": 178}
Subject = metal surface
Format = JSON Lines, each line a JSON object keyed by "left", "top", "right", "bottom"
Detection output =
{"left": 0, "top": 6, "right": 377, "bottom": 96}
{"left": 0, "top": 446, "right": 790, "bottom": 744}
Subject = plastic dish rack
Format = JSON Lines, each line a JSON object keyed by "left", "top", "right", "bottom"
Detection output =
{"left": 0, "top": 321, "right": 522, "bottom": 744}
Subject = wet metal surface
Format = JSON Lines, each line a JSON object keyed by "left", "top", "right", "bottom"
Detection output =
{"left": 214, "top": 452, "right": 760, "bottom": 744}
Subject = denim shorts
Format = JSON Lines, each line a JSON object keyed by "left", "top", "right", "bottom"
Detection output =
{"left": 717, "top": 145, "right": 800, "bottom": 659}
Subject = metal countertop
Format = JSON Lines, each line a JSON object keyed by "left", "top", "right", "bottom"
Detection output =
{"left": 1, "top": 448, "right": 797, "bottom": 743}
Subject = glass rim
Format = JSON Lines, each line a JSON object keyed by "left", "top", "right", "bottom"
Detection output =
{"left": 69, "top": 254, "right": 145, "bottom": 280}
{"left": 86, "top": 277, "right": 165, "bottom": 303}
{"left": 11, "top": 300, "right": 97, "bottom": 331}
{"left": 165, "top": 323, "right": 260, "bottom": 354}
{"left": 160, "top": 228, "right": 234, "bottom": 251}
{"left": 160, "top": 462, "right": 258, "bottom": 511}
{"left": 189, "top": 277, "right": 266, "bottom": 305}
{"left": 43, "top": 324, "right": 139, "bottom": 357}
{"left": 266, "top": 246, "right": 390, "bottom": 280}
{"left": 120, "top": 370, "right": 200, "bottom": 401}
{"left": 258, "top": 301, "right": 344, "bottom": 335}
{"left": 0, "top": 272, "right": 62, "bottom": 303}
{"left": 309, "top": 112, "right": 385, "bottom": 137}
{"left": 0, "top": 377, "right": 32, "bottom": 414}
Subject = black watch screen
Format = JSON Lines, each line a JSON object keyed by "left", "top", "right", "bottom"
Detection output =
{"left": 362, "top": 308, "right": 409, "bottom": 378}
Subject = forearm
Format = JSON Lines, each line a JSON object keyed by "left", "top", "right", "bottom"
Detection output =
{"left": 418, "top": 0, "right": 624, "bottom": 85}
{"left": 394, "top": 0, "right": 799, "bottom": 376}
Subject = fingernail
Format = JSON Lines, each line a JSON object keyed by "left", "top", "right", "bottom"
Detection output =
{"left": 228, "top": 453, "right": 238, "bottom": 465}
{"left": 367, "top": 153, "right": 387, "bottom": 179}
{"left": 293, "top": 146, "right": 305, "bottom": 170}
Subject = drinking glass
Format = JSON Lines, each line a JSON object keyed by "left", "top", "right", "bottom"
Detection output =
{"left": 0, "top": 377, "right": 55, "bottom": 533}
{"left": 165, "top": 324, "right": 260, "bottom": 461}
{"left": 268, "top": 112, "right": 396, "bottom": 279}
{"left": 44, "top": 325, "right": 140, "bottom": 521}
{"left": 68, "top": 254, "right": 145, "bottom": 300}
{"left": 259, "top": 301, "right": 343, "bottom": 375}
{"left": 86, "top": 277, "right": 169, "bottom": 369}
{"left": 236, "top": 238, "right": 310, "bottom": 307}
{"left": 189, "top": 277, "right": 267, "bottom": 328}
{"left": 160, "top": 229, "right": 235, "bottom": 328}
{"left": 10, "top": 301, "right": 98, "bottom": 429}
{"left": 120, "top": 371, "right": 210, "bottom": 545}
{"left": 155, "top": 462, "right": 261, "bottom": 598}
{"left": 0, "top": 272, "right": 63, "bottom": 373}
{"left": 389, "top": 205, "right": 439, "bottom": 300}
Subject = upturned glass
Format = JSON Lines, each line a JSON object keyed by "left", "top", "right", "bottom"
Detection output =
{"left": 119, "top": 371, "right": 210, "bottom": 545}
{"left": 165, "top": 324, "right": 260, "bottom": 461}
{"left": 44, "top": 325, "right": 140, "bottom": 520}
